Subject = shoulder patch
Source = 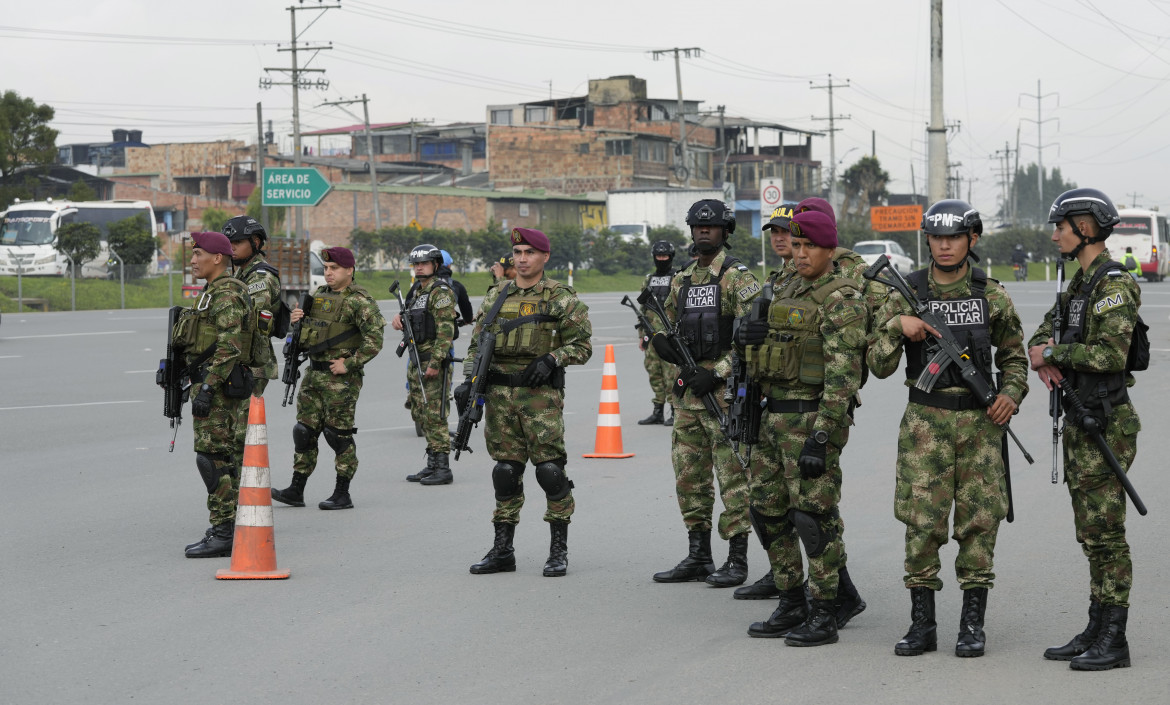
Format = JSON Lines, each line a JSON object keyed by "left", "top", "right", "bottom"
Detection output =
{"left": 247, "top": 281, "right": 267, "bottom": 294}
{"left": 737, "top": 281, "right": 762, "bottom": 301}
{"left": 735, "top": 263, "right": 749, "bottom": 272}
{"left": 432, "top": 293, "right": 453, "bottom": 309}
{"left": 1107, "top": 270, "right": 1128, "bottom": 278}
{"left": 1094, "top": 291, "right": 1128, "bottom": 314}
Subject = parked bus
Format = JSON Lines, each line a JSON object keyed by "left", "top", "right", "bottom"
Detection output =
{"left": 0, "top": 198, "right": 158, "bottom": 278}
{"left": 1111, "top": 208, "right": 1169, "bottom": 282}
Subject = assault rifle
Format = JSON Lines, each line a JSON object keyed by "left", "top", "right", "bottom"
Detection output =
{"left": 281, "top": 293, "right": 314, "bottom": 407}
{"left": 620, "top": 294, "right": 656, "bottom": 349}
{"left": 636, "top": 288, "right": 749, "bottom": 469}
{"left": 726, "top": 283, "right": 772, "bottom": 464}
{"left": 156, "top": 306, "right": 190, "bottom": 452}
{"left": 1049, "top": 261, "right": 1065, "bottom": 484}
{"left": 863, "top": 255, "right": 1034, "bottom": 464}
{"left": 452, "top": 328, "right": 494, "bottom": 460}
{"left": 1058, "top": 378, "right": 1148, "bottom": 515}
{"left": 390, "top": 280, "right": 427, "bottom": 404}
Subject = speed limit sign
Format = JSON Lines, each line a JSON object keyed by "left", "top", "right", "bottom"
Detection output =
{"left": 760, "top": 178, "right": 784, "bottom": 220}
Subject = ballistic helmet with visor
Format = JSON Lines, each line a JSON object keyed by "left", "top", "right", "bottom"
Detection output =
{"left": 922, "top": 199, "right": 983, "bottom": 237}
{"left": 1048, "top": 188, "right": 1121, "bottom": 236}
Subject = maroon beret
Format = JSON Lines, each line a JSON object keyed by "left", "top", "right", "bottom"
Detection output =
{"left": 510, "top": 227, "right": 550, "bottom": 253}
{"left": 790, "top": 211, "right": 838, "bottom": 249}
{"left": 191, "top": 231, "right": 233, "bottom": 257}
{"left": 796, "top": 197, "right": 837, "bottom": 226}
{"left": 321, "top": 247, "right": 355, "bottom": 269}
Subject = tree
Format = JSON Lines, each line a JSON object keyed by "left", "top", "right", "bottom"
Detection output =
{"left": 246, "top": 187, "right": 285, "bottom": 233}
{"left": 0, "top": 91, "right": 58, "bottom": 178}
{"left": 68, "top": 181, "right": 97, "bottom": 202}
{"left": 107, "top": 214, "right": 157, "bottom": 278}
{"left": 55, "top": 222, "right": 102, "bottom": 273}
{"left": 840, "top": 156, "right": 890, "bottom": 220}
{"left": 1009, "top": 164, "right": 1076, "bottom": 227}
{"left": 200, "top": 207, "right": 232, "bottom": 233}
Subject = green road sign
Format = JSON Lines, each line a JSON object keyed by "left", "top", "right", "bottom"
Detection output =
{"left": 262, "top": 167, "right": 332, "bottom": 206}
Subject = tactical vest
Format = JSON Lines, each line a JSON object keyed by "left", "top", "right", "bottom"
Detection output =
{"left": 903, "top": 269, "right": 993, "bottom": 390}
{"left": 298, "top": 288, "right": 362, "bottom": 358}
{"left": 490, "top": 284, "right": 560, "bottom": 361}
{"left": 678, "top": 258, "right": 740, "bottom": 361}
{"left": 645, "top": 274, "right": 672, "bottom": 305}
{"left": 241, "top": 258, "right": 281, "bottom": 359}
{"left": 745, "top": 275, "right": 857, "bottom": 392}
{"left": 173, "top": 275, "right": 255, "bottom": 372}
{"left": 1060, "top": 261, "right": 1132, "bottom": 410}
{"left": 407, "top": 280, "right": 449, "bottom": 346}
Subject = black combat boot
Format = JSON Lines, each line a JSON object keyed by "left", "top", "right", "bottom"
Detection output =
{"left": 470, "top": 523, "right": 517, "bottom": 574}
{"left": 1069, "top": 605, "right": 1131, "bottom": 671}
{"left": 637, "top": 403, "right": 665, "bottom": 425}
{"left": 543, "top": 521, "right": 569, "bottom": 577}
{"left": 784, "top": 599, "right": 839, "bottom": 647}
{"left": 652, "top": 530, "right": 716, "bottom": 583}
{"left": 663, "top": 404, "right": 674, "bottom": 426}
{"left": 955, "top": 587, "right": 988, "bottom": 657}
{"left": 271, "top": 472, "right": 308, "bottom": 507}
{"left": 318, "top": 475, "right": 354, "bottom": 510}
{"left": 184, "top": 522, "right": 234, "bottom": 558}
{"left": 706, "top": 533, "right": 749, "bottom": 587}
{"left": 1044, "top": 599, "right": 1104, "bottom": 661}
{"left": 406, "top": 451, "right": 434, "bottom": 482}
{"left": 419, "top": 452, "right": 453, "bottom": 485}
{"left": 735, "top": 570, "right": 781, "bottom": 600}
{"left": 747, "top": 585, "right": 809, "bottom": 638}
{"left": 895, "top": 587, "right": 937, "bottom": 656}
{"left": 185, "top": 526, "right": 215, "bottom": 552}
{"left": 834, "top": 565, "right": 867, "bottom": 628}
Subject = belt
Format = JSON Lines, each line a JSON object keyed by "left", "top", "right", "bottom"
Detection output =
{"left": 766, "top": 398, "right": 819, "bottom": 413}
{"left": 486, "top": 368, "right": 565, "bottom": 389}
{"left": 908, "top": 387, "right": 980, "bottom": 410}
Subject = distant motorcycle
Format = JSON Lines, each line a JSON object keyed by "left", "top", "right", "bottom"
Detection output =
{"left": 1013, "top": 262, "right": 1027, "bottom": 281}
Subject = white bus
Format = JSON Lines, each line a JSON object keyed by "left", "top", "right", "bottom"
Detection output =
{"left": 0, "top": 198, "right": 159, "bottom": 278}
{"left": 1111, "top": 208, "right": 1169, "bottom": 282}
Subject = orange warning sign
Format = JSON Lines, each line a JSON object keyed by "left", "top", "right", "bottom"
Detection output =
{"left": 870, "top": 205, "right": 923, "bottom": 232}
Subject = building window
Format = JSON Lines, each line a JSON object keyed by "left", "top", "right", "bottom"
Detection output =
{"left": 420, "top": 141, "right": 458, "bottom": 158}
{"left": 525, "top": 106, "right": 549, "bottom": 123}
{"left": 490, "top": 109, "right": 513, "bottom": 125}
{"left": 637, "top": 140, "right": 667, "bottom": 163}
{"left": 605, "top": 139, "right": 632, "bottom": 156}
{"left": 578, "top": 143, "right": 590, "bottom": 155}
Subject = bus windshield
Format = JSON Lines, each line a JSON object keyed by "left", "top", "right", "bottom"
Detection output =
{"left": 0, "top": 211, "right": 55, "bottom": 246}
{"left": 64, "top": 207, "right": 153, "bottom": 239}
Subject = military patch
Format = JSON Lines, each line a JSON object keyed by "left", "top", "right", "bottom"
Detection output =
{"left": 432, "top": 293, "right": 452, "bottom": 309}
{"left": 1094, "top": 292, "right": 1126, "bottom": 314}
{"left": 247, "top": 281, "right": 266, "bottom": 294}
{"left": 519, "top": 301, "right": 537, "bottom": 317}
{"left": 788, "top": 307, "right": 807, "bottom": 325}
{"left": 738, "top": 281, "right": 761, "bottom": 301}
{"left": 316, "top": 297, "right": 333, "bottom": 313}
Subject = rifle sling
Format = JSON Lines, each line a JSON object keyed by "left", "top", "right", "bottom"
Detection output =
{"left": 305, "top": 328, "right": 360, "bottom": 356}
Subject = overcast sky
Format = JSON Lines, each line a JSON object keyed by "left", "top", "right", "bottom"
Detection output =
{"left": 6, "top": 0, "right": 1170, "bottom": 219}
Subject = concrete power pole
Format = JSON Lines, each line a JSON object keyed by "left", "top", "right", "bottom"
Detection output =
{"left": 319, "top": 94, "right": 382, "bottom": 231}
{"left": 650, "top": 47, "right": 701, "bottom": 187}
{"left": 256, "top": 102, "right": 267, "bottom": 232}
{"left": 811, "top": 74, "right": 850, "bottom": 212}
{"left": 927, "top": 0, "right": 947, "bottom": 204}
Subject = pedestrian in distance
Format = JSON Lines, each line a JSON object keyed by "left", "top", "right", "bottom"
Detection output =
{"left": 636, "top": 240, "right": 679, "bottom": 427}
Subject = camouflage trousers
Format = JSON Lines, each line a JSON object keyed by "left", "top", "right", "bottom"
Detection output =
{"left": 483, "top": 383, "right": 574, "bottom": 525}
{"left": 748, "top": 409, "right": 848, "bottom": 600}
{"left": 294, "top": 368, "right": 363, "bottom": 480}
{"left": 193, "top": 389, "right": 248, "bottom": 526}
{"left": 670, "top": 405, "right": 750, "bottom": 541}
{"left": 1064, "top": 403, "right": 1140, "bottom": 607}
{"left": 409, "top": 361, "right": 451, "bottom": 454}
{"left": 642, "top": 343, "right": 676, "bottom": 405}
{"left": 894, "top": 403, "right": 1008, "bottom": 591}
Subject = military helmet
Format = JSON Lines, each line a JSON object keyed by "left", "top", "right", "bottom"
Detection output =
{"left": 1048, "top": 188, "right": 1121, "bottom": 236}
{"left": 922, "top": 199, "right": 983, "bottom": 237}
{"left": 651, "top": 240, "right": 676, "bottom": 257}
{"left": 408, "top": 243, "right": 443, "bottom": 265}
{"left": 222, "top": 215, "right": 267, "bottom": 245}
{"left": 685, "top": 199, "right": 736, "bottom": 234}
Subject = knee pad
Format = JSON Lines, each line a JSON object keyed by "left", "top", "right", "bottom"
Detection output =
{"left": 491, "top": 460, "right": 525, "bottom": 501}
{"left": 323, "top": 425, "right": 355, "bottom": 454}
{"left": 788, "top": 509, "right": 836, "bottom": 559}
{"left": 534, "top": 459, "right": 573, "bottom": 501}
{"left": 293, "top": 422, "right": 320, "bottom": 453}
{"left": 196, "top": 452, "right": 231, "bottom": 494}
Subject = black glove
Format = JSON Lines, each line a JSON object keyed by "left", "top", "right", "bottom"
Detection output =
{"left": 521, "top": 354, "right": 558, "bottom": 387}
{"left": 453, "top": 377, "right": 472, "bottom": 413}
{"left": 798, "top": 436, "right": 827, "bottom": 479}
{"left": 679, "top": 365, "right": 718, "bottom": 397}
{"left": 735, "top": 319, "right": 770, "bottom": 347}
{"left": 651, "top": 333, "right": 684, "bottom": 366}
{"left": 192, "top": 383, "right": 213, "bottom": 418}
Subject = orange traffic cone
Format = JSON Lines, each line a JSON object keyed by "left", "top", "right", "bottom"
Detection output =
{"left": 216, "top": 395, "right": 290, "bottom": 580}
{"left": 583, "top": 344, "right": 635, "bottom": 459}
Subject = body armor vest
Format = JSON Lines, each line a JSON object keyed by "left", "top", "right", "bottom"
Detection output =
{"left": 407, "top": 280, "right": 447, "bottom": 346}
{"left": 1060, "top": 262, "right": 1129, "bottom": 410}
{"left": 903, "top": 269, "right": 993, "bottom": 390}
{"left": 646, "top": 274, "right": 672, "bottom": 305}
{"left": 678, "top": 258, "right": 738, "bottom": 361}
{"left": 174, "top": 275, "right": 255, "bottom": 371}
{"left": 299, "top": 289, "right": 362, "bottom": 358}
{"left": 490, "top": 284, "right": 560, "bottom": 360}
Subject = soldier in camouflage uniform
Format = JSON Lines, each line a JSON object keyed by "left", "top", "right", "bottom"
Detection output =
{"left": 173, "top": 231, "right": 255, "bottom": 558}
{"left": 1029, "top": 189, "right": 1142, "bottom": 671}
{"left": 455, "top": 227, "right": 592, "bottom": 577}
{"left": 732, "top": 210, "right": 866, "bottom": 647}
{"left": 488, "top": 253, "right": 516, "bottom": 291}
{"left": 271, "top": 247, "right": 386, "bottom": 511}
{"left": 636, "top": 240, "right": 678, "bottom": 426}
{"left": 225, "top": 215, "right": 280, "bottom": 397}
{"left": 395, "top": 244, "right": 458, "bottom": 485}
{"left": 649, "top": 199, "right": 759, "bottom": 590}
{"left": 867, "top": 199, "right": 1028, "bottom": 658}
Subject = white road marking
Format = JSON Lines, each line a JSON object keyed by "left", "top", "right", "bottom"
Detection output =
{"left": 125, "top": 370, "right": 157, "bottom": 374}
{"left": 0, "top": 400, "right": 144, "bottom": 411}
{"left": 0, "top": 355, "right": 22, "bottom": 359}
{"left": 3, "top": 330, "right": 135, "bottom": 340}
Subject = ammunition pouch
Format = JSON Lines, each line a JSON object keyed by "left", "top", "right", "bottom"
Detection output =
{"left": 223, "top": 363, "right": 254, "bottom": 399}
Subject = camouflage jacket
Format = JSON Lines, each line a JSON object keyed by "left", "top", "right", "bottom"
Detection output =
{"left": 1028, "top": 252, "right": 1141, "bottom": 384}
{"left": 237, "top": 254, "right": 280, "bottom": 380}
{"left": 665, "top": 249, "right": 760, "bottom": 409}
{"left": 307, "top": 283, "right": 386, "bottom": 372}
{"left": 772, "top": 249, "right": 885, "bottom": 322}
{"left": 411, "top": 275, "right": 457, "bottom": 372}
{"left": 464, "top": 276, "right": 593, "bottom": 375}
{"left": 185, "top": 270, "right": 250, "bottom": 388}
{"left": 869, "top": 265, "right": 1030, "bottom": 405}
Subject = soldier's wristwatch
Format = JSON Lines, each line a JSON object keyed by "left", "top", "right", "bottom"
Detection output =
{"left": 1042, "top": 346, "right": 1055, "bottom": 361}
{"left": 812, "top": 430, "right": 829, "bottom": 445}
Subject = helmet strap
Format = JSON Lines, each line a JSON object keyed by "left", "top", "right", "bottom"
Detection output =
{"left": 1065, "top": 219, "right": 1095, "bottom": 260}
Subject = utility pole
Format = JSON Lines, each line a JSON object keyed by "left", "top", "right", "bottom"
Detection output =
{"left": 991, "top": 141, "right": 1016, "bottom": 224}
{"left": 1127, "top": 192, "right": 1143, "bottom": 208}
{"left": 256, "top": 102, "right": 267, "bottom": 232}
{"left": 650, "top": 47, "right": 701, "bottom": 187}
{"left": 927, "top": 0, "right": 947, "bottom": 204}
{"left": 319, "top": 94, "right": 381, "bottom": 230}
{"left": 260, "top": 1, "right": 338, "bottom": 240}
{"left": 1020, "top": 79, "right": 1059, "bottom": 213}
{"left": 811, "top": 74, "right": 850, "bottom": 212}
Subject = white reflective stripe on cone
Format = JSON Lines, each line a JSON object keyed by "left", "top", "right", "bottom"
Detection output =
{"left": 240, "top": 465, "right": 271, "bottom": 489}
{"left": 245, "top": 424, "right": 268, "bottom": 446}
{"left": 236, "top": 504, "right": 274, "bottom": 527}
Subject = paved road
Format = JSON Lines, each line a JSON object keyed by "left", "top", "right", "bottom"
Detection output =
{"left": 2, "top": 280, "right": 1168, "bottom": 704}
